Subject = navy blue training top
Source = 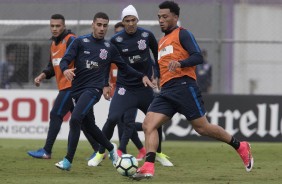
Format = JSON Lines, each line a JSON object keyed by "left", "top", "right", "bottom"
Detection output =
{"left": 110, "top": 27, "right": 160, "bottom": 89}
{"left": 60, "top": 33, "right": 144, "bottom": 96}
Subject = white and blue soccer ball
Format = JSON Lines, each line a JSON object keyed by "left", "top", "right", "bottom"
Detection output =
{"left": 116, "top": 154, "right": 138, "bottom": 176}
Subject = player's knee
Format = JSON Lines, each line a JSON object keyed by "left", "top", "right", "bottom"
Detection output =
{"left": 194, "top": 126, "right": 207, "bottom": 136}
{"left": 50, "top": 110, "right": 62, "bottom": 121}
{"left": 103, "top": 119, "right": 116, "bottom": 132}
{"left": 70, "top": 116, "right": 82, "bottom": 127}
{"left": 193, "top": 122, "right": 211, "bottom": 136}
{"left": 107, "top": 115, "right": 119, "bottom": 126}
{"left": 142, "top": 120, "right": 154, "bottom": 133}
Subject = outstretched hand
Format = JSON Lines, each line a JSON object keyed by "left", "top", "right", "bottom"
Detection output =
{"left": 63, "top": 68, "right": 76, "bottom": 81}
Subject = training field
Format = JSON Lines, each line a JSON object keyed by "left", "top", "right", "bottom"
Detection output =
{"left": 0, "top": 139, "right": 281, "bottom": 184}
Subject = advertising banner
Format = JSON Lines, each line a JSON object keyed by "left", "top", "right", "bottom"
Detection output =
{"left": 1, "top": 90, "right": 281, "bottom": 141}
{"left": 163, "top": 95, "right": 282, "bottom": 142}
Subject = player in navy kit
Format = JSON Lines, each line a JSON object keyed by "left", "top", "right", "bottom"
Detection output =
{"left": 88, "top": 5, "right": 173, "bottom": 167}
{"left": 55, "top": 12, "right": 154, "bottom": 171}
{"left": 108, "top": 22, "right": 146, "bottom": 161}
{"left": 27, "top": 14, "right": 100, "bottom": 160}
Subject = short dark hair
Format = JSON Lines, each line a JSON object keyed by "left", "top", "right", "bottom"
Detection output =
{"left": 114, "top": 22, "right": 124, "bottom": 29}
{"left": 93, "top": 12, "right": 109, "bottom": 21}
{"left": 51, "top": 14, "right": 65, "bottom": 24}
{"left": 159, "top": 1, "right": 180, "bottom": 16}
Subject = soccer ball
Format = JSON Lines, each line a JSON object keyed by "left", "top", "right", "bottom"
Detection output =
{"left": 116, "top": 154, "right": 138, "bottom": 176}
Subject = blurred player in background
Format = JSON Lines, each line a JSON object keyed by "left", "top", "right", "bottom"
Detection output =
{"left": 0, "top": 50, "right": 16, "bottom": 89}
{"left": 27, "top": 14, "right": 100, "bottom": 160}
{"left": 196, "top": 49, "right": 212, "bottom": 93}
{"left": 133, "top": 1, "right": 253, "bottom": 180}
{"left": 88, "top": 5, "right": 173, "bottom": 167}
{"left": 56, "top": 12, "right": 154, "bottom": 170}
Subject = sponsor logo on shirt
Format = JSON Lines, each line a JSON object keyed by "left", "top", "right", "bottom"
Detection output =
{"left": 128, "top": 55, "right": 141, "bottom": 64}
{"left": 52, "top": 50, "right": 60, "bottom": 57}
{"left": 84, "top": 51, "right": 90, "bottom": 54}
{"left": 86, "top": 60, "right": 99, "bottom": 69}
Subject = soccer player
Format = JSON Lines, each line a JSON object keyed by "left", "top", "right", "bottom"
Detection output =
{"left": 55, "top": 12, "right": 154, "bottom": 171}
{"left": 133, "top": 1, "right": 254, "bottom": 180}
{"left": 27, "top": 14, "right": 100, "bottom": 160}
{"left": 88, "top": 5, "right": 173, "bottom": 167}
{"left": 108, "top": 22, "right": 146, "bottom": 160}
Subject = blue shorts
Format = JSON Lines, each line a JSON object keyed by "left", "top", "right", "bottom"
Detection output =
{"left": 148, "top": 79, "right": 206, "bottom": 121}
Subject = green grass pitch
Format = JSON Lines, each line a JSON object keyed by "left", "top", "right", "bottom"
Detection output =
{"left": 0, "top": 139, "right": 281, "bottom": 184}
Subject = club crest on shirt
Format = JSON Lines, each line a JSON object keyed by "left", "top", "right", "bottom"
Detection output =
{"left": 141, "top": 32, "right": 149, "bottom": 38}
{"left": 99, "top": 49, "right": 108, "bottom": 60}
{"left": 137, "top": 39, "right": 146, "bottom": 50}
{"left": 116, "top": 36, "right": 123, "bottom": 42}
{"left": 118, "top": 87, "right": 126, "bottom": 95}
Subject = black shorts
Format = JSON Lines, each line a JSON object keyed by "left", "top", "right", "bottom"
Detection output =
{"left": 148, "top": 81, "right": 206, "bottom": 121}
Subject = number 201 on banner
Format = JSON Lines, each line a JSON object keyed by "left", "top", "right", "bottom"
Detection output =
{"left": 0, "top": 98, "right": 70, "bottom": 122}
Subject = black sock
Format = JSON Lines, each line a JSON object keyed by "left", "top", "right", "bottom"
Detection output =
{"left": 145, "top": 152, "right": 156, "bottom": 163}
{"left": 229, "top": 137, "right": 240, "bottom": 150}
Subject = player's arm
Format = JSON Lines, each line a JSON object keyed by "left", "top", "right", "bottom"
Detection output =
{"left": 60, "top": 37, "right": 79, "bottom": 81}
{"left": 178, "top": 29, "right": 203, "bottom": 67}
{"left": 103, "top": 63, "right": 111, "bottom": 100}
{"left": 168, "top": 29, "right": 203, "bottom": 71}
{"left": 34, "top": 54, "right": 55, "bottom": 87}
{"left": 42, "top": 57, "right": 55, "bottom": 79}
{"left": 111, "top": 45, "right": 155, "bottom": 88}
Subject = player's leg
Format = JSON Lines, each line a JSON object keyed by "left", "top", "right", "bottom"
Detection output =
{"left": 116, "top": 114, "right": 125, "bottom": 156}
{"left": 133, "top": 112, "right": 170, "bottom": 180}
{"left": 134, "top": 122, "right": 143, "bottom": 131}
{"left": 132, "top": 94, "right": 174, "bottom": 180}
{"left": 190, "top": 116, "right": 253, "bottom": 172}
{"left": 155, "top": 126, "right": 173, "bottom": 166}
{"left": 27, "top": 90, "right": 72, "bottom": 159}
{"left": 88, "top": 87, "right": 136, "bottom": 166}
{"left": 55, "top": 90, "right": 104, "bottom": 170}
{"left": 81, "top": 124, "right": 100, "bottom": 160}
{"left": 180, "top": 82, "right": 253, "bottom": 172}
{"left": 118, "top": 108, "right": 145, "bottom": 159}
{"left": 82, "top": 106, "right": 118, "bottom": 167}
{"left": 139, "top": 88, "right": 173, "bottom": 166}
